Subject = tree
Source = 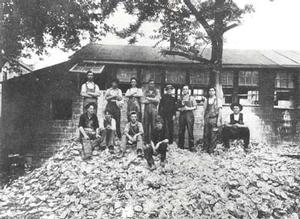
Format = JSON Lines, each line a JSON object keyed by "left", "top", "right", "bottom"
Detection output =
{"left": 0, "top": 0, "right": 253, "bottom": 93}
{"left": 0, "top": 0, "right": 115, "bottom": 68}
{"left": 110, "top": 0, "right": 254, "bottom": 98}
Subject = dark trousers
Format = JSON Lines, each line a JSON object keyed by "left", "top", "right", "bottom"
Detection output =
{"left": 203, "top": 118, "right": 218, "bottom": 154}
{"left": 222, "top": 126, "right": 250, "bottom": 148}
{"left": 144, "top": 104, "right": 157, "bottom": 143}
{"left": 163, "top": 116, "right": 174, "bottom": 144}
{"left": 178, "top": 111, "right": 194, "bottom": 149}
{"left": 106, "top": 103, "right": 121, "bottom": 139}
{"left": 144, "top": 143, "right": 168, "bottom": 166}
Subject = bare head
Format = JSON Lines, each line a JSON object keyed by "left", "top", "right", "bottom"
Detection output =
{"left": 87, "top": 71, "right": 94, "bottom": 82}
{"left": 208, "top": 87, "right": 216, "bottom": 97}
{"left": 148, "top": 79, "right": 155, "bottom": 88}
{"left": 111, "top": 79, "right": 119, "bottom": 89}
{"left": 130, "top": 111, "right": 138, "bottom": 123}
{"left": 130, "top": 77, "right": 137, "bottom": 88}
{"left": 104, "top": 110, "right": 112, "bottom": 120}
{"left": 86, "top": 104, "right": 95, "bottom": 115}
{"left": 182, "top": 85, "right": 189, "bottom": 95}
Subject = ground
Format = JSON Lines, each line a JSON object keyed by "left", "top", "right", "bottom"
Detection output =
{"left": 0, "top": 141, "right": 299, "bottom": 219}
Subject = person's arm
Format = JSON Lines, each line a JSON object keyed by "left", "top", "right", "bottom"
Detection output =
{"left": 117, "top": 89, "right": 123, "bottom": 101}
{"left": 134, "top": 122, "right": 144, "bottom": 138}
{"left": 134, "top": 88, "right": 143, "bottom": 97}
{"left": 88, "top": 84, "right": 100, "bottom": 97}
{"left": 79, "top": 127, "right": 89, "bottom": 139}
{"left": 105, "top": 89, "right": 116, "bottom": 101}
{"left": 125, "top": 89, "right": 133, "bottom": 97}
{"left": 80, "top": 84, "right": 92, "bottom": 98}
{"left": 146, "top": 89, "right": 161, "bottom": 103}
{"left": 184, "top": 96, "right": 197, "bottom": 111}
{"left": 124, "top": 123, "right": 132, "bottom": 140}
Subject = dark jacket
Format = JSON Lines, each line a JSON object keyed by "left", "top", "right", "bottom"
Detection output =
{"left": 158, "top": 94, "right": 177, "bottom": 117}
{"left": 229, "top": 113, "right": 244, "bottom": 125}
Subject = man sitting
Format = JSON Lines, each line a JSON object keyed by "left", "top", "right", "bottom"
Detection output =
{"left": 120, "top": 111, "right": 144, "bottom": 157}
{"left": 78, "top": 103, "right": 101, "bottom": 160}
{"left": 144, "top": 117, "right": 168, "bottom": 170}
{"left": 223, "top": 103, "right": 250, "bottom": 152}
{"left": 99, "top": 110, "right": 116, "bottom": 153}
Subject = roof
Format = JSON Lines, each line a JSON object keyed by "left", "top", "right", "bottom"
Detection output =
{"left": 71, "top": 43, "right": 300, "bottom": 68}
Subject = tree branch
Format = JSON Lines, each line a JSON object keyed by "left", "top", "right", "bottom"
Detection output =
{"left": 183, "top": 0, "right": 213, "bottom": 36}
{"left": 222, "top": 23, "right": 239, "bottom": 33}
{"left": 161, "top": 49, "right": 211, "bottom": 64}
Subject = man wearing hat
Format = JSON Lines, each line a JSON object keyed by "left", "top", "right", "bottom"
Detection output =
{"left": 222, "top": 103, "right": 250, "bottom": 152}
{"left": 158, "top": 84, "right": 177, "bottom": 144}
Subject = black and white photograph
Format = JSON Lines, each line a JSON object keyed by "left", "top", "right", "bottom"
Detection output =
{"left": 0, "top": 0, "right": 300, "bottom": 218}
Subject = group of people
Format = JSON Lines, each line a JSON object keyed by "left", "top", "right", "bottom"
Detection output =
{"left": 77, "top": 71, "right": 250, "bottom": 169}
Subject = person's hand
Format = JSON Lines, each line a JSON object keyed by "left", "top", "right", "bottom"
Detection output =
{"left": 84, "top": 135, "right": 90, "bottom": 140}
{"left": 163, "top": 139, "right": 169, "bottom": 144}
{"left": 96, "top": 134, "right": 101, "bottom": 139}
{"left": 106, "top": 125, "right": 111, "bottom": 129}
{"left": 172, "top": 115, "right": 175, "bottom": 120}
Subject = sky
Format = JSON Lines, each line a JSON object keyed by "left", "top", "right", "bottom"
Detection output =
{"left": 23, "top": 0, "right": 300, "bottom": 70}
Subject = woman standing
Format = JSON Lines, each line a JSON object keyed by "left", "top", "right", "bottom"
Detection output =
{"left": 203, "top": 87, "right": 222, "bottom": 154}
{"left": 125, "top": 77, "right": 143, "bottom": 121}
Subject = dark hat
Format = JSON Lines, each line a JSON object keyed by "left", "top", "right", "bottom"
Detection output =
{"left": 230, "top": 103, "right": 243, "bottom": 111}
{"left": 165, "top": 84, "right": 174, "bottom": 90}
{"left": 85, "top": 102, "right": 96, "bottom": 109}
{"left": 129, "top": 111, "right": 137, "bottom": 116}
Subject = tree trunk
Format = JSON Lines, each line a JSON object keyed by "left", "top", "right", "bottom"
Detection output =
{"left": 210, "top": 0, "right": 225, "bottom": 100}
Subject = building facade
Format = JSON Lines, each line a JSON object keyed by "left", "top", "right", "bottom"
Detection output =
{"left": 1, "top": 44, "right": 300, "bottom": 166}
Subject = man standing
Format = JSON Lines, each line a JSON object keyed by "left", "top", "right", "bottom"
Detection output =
{"left": 99, "top": 110, "right": 117, "bottom": 153}
{"left": 120, "top": 111, "right": 144, "bottom": 157}
{"left": 144, "top": 118, "right": 168, "bottom": 170}
{"left": 125, "top": 77, "right": 143, "bottom": 121}
{"left": 203, "top": 87, "right": 222, "bottom": 154}
{"left": 80, "top": 70, "right": 100, "bottom": 111}
{"left": 105, "top": 79, "right": 123, "bottom": 139}
{"left": 222, "top": 103, "right": 250, "bottom": 152}
{"left": 158, "top": 84, "right": 177, "bottom": 144}
{"left": 143, "top": 79, "right": 160, "bottom": 143}
{"left": 78, "top": 103, "right": 101, "bottom": 160}
{"left": 178, "top": 85, "right": 197, "bottom": 152}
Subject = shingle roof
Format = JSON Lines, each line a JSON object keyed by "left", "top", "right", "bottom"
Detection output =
{"left": 71, "top": 43, "right": 300, "bottom": 68}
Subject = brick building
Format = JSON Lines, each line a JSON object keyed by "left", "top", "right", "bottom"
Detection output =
{"left": 1, "top": 44, "right": 300, "bottom": 166}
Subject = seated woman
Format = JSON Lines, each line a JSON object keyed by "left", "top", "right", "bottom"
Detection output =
{"left": 222, "top": 103, "right": 250, "bottom": 152}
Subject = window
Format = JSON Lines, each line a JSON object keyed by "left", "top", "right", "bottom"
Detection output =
{"left": 52, "top": 98, "right": 72, "bottom": 120}
{"left": 116, "top": 67, "right": 137, "bottom": 83}
{"left": 222, "top": 71, "right": 234, "bottom": 104}
{"left": 238, "top": 71, "right": 259, "bottom": 105}
{"left": 274, "top": 72, "right": 296, "bottom": 108}
{"left": 239, "top": 71, "right": 259, "bottom": 86}
{"left": 193, "top": 89, "right": 205, "bottom": 104}
{"left": 189, "top": 69, "right": 209, "bottom": 85}
{"left": 141, "top": 67, "right": 162, "bottom": 84}
{"left": 166, "top": 68, "right": 186, "bottom": 84}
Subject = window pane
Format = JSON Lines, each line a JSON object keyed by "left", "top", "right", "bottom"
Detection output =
{"left": 190, "top": 70, "right": 209, "bottom": 85}
{"left": 221, "top": 71, "right": 234, "bottom": 86}
{"left": 239, "top": 71, "right": 259, "bottom": 86}
{"left": 117, "top": 67, "right": 137, "bottom": 82}
{"left": 275, "top": 72, "right": 294, "bottom": 89}
{"left": 166, "top": 68, "right": 186, "bottom": 84}
{"left": 141, "top": 67, "right": 162, "bottom": 83}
